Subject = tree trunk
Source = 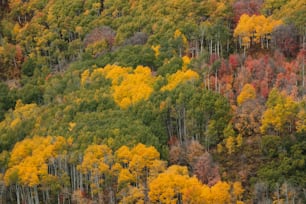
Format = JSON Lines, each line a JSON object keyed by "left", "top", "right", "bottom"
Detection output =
{"left": 16, "top": 185, "right": 20, "bottom": 204}
{"left": 34, "top": 186, "right": 39, "bottom": 204}
{"left": 183, "top": 106, "right": 187, "bottom": 141}
{"left": 210, "top": 40, "right": 213, "bottom": 56}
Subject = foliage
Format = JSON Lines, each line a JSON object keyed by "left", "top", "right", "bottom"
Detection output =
{"left": 0, "top": 0, "right": 305, "bottom": 203}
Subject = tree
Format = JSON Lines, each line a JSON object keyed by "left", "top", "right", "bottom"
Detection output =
{"left": 234, "top": 99, "right": 264, "bottom": 137}
{"left": 261, "top": 89, "right": 298, "bottom": 135}
{"left": 234, "top": 14, "right": 282, "bottom": 50}
{"left": 194, "top": 152, "right": 220, "bottom": 186}
{"left": 149, "top": 165, "right": 197, "bottom": 204}
{"left": 237, "top": 83, "right": 256, "bottom": 105}
{"left": 115, "top": 143, "right": 166, "bottom": 203}
{"left": 4, "top": 136, "right": 70, "bottom": 204}
{"left": 210, "top": 181, "right": 231, "bottom": 204}
{"left": 272, "top": 24, "right": 300, "bottom": 57}
{"left": 78, "top": 144, "right": 113, "bottom": 202}
{"left": 233, "top": 0, "right": 263, "bottom": 24}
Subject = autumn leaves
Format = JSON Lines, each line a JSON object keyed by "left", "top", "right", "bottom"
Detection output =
{"left": 234, "top": 14, "right": 282, "bottom": 49}
{"left": 4, "top": 137, "right": 244, "bottom": 204}
{"left": 80, "top": 56, "right": 199, "bottom": 109}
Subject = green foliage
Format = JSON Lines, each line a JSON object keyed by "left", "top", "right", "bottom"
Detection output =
{"left": 113, "top": 45, "right": 156, "bottom": 68}
{"left": 258, "top": 140, "right": 306, "bottom": 188}
{"left": 157, "top": 57, "right": 183, "bottom": 76}
{"left": 0, "top": 0, "right": 305, "bottom": 203}
{"left": 261, "top": 135, "right": 282, "bottom": 158}
{"left": 0, "top": 82, "right": 15, "bottom": 121}
{"left": 18, "top": 83, "right": 43, "bottom": 105}
{"left": 21, "top": 58, "right": 37, "bottom": 77}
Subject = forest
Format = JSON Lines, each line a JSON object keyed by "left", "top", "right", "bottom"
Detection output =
{"left": 0, "top": 0, "right": 305, "bottom": 203}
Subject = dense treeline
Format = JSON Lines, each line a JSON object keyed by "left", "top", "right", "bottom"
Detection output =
{"left": 3, "top": 136, "right": 246, "bottom": 204}
{"left": 0, "top": 0, "right": 305, "bottom": 203}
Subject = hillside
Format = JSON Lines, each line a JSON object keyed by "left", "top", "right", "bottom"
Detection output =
{"left": 0, "top": 0, "right": 305, "bottom": 203}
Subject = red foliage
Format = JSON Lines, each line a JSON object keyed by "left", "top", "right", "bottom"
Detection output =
{"left": 232, "top": 0, "right": 263, "bottom": 24}
{"left": 84, "top": 26, "right": 116, "bottom": 48}
{"left": 259, "top": 80, "right": 269, "bottom": 98}
{"left": 219, "top": 60, "right": 229, "bottom": 77}
{"left": 209, "top": 53, "right": 219, "bottom": 65}
{"left": 168, "top": 135, "right": 179, "bottom": 146}
{"left": 272, "top": 24, "right": 300, "bottom": 58}
{"left": 229, "top": 54, "right": 240, "bottom": 71}
{"left": 194, "top": 152, "right": 220, "bottom": 186}
{"left": 169, "top": 144, "right": 184, "bottom": 165}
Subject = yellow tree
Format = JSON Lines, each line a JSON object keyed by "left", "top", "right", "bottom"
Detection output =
{"left": 78, "top": 144, "right": 113, "bottom": 202}
{"left": 237, "top": 83, "right": 256, "bottom": 105}
{"left": 115, "top": 143, "right": 166, "bottom": 203}
{"left": 232, "top": 181, "right": 245, "bottom": 203}
{"left": 112, "top": 66, "right": 155, "bottom": 108}
{"left": 234, "top": 14, "right": 282, "bottom": 49}
{"left": 149, "top": 165, "right": 231, "bottom": 204}
{"left": 261, "top": 89, "right": 298, "bottom": 135}
{"left": 149, "top": 165, "right": 190, "bottom": 204}
{"left": 210, "top": 181, "right": 231, "bottom": 204}
{"left": 161, "top": 69, "right": 199, "bottom": 91}
{"left": 4, "top": 136, "right": 69, "bottom": 204}
{"left": 174, "top": 29, "right": 188, "bottom": 57}
{"left": 296, "top": 97, "right": 306, "bottom": 133}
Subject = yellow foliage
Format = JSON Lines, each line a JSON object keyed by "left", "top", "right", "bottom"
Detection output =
{"left": 217, "top": 143, "right": 223, "bottom": 153}
{"left": 159, "top": 100, "right": 167, "bottom": 111}
{"left": 116, "top": 145, "right": 132, "bottom": 164}
{"left": 234, "top": 14, "right": 282, "bottom": 47}
{"left": 225, "top": 136, "right": 235, "bottom": 154}
{"left": 92, "top": 2, "right": 101, "bottom": 10}
{"left": 149, "top": 166, "right": 187, "bottom": 204}
{"left": 81, "top": 69, "right": 90, "bottom": 86}
{"left": 0, "top": 46, "right": 4, "bottom": 55}
{"left": 4, "top": 166, "right": 19, "bottom": 186}
{"left": 10, "top": 118, "right": 21, "bottom": 128}
{"left": 129, "top": 144, "right": 161, "bottom": 175}
{"left": 237, "top": 84, "right": 256, "bottom": 105}
{"left": 68, "top": 122, "right": 76, "bottom": 131}
{"left": 210, "top": 181, "right": 231, "bottom": 204}
{"left": 75, "top": 26, "right": 83, "bottom": 34}
{"left": 85, "top": 40, "right": 108, "bottom": 56}
{"left": 13, "top": 23, "right": 21, "bottom": 36}
{"left": 118, "top": 168, "right": 135, "bottom": 185}
{"left": 87, "top": 65, "right": 153, "bottom": 108}
{"left": 13, "top": 100, "right": 38, "bottom": 120}
{"left": 119, "top": 185, "right": 145, "bottom": 204}
{"left": 5, "top": 136, "right": 68, "bottom": 187}
{"left": 111, "top": 66, "right": 155, "bottom": 108}
{"left": 90, "top": 68, "right": 104, "bottom": 81}
{"left": 261, "top": 90, "right": 298, "bottom": 133}
{"left": 233, "top": 181, "right": 244, "bottom": 200}
{"left": 79, "top": 144, "right": 112, "bottom": 174}
{"left": 174, "top": 29, "right": 188, "bottom": 53}
{"left": 103, "top": 64, "right": 132, "bottom": 85}
{"left": 236, "top": 134, "right": 243, "bottom": 148}
{"left": 149, "top": 165, "right": 233, "bottom": 204}
{"left": 67, "top": 137, "right": 73, "bottom": 146}
{"left": 182, "top": 177, "right": 208, "bottom": 204}
{"left": 151, "top": 45, "right": 161, "bottom": 57}
{"left": 161, "top": 70, "right": 199, "bottom": 91}
{"left": 296, "top": 101, "right": 306, "bottom": 133}
{"left": 182, "top": 56, "right": 191, "bottom": 71}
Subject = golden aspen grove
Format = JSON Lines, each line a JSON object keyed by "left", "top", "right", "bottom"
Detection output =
{"left": 0, "top": 0, "right": 305, "bottom": 203}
